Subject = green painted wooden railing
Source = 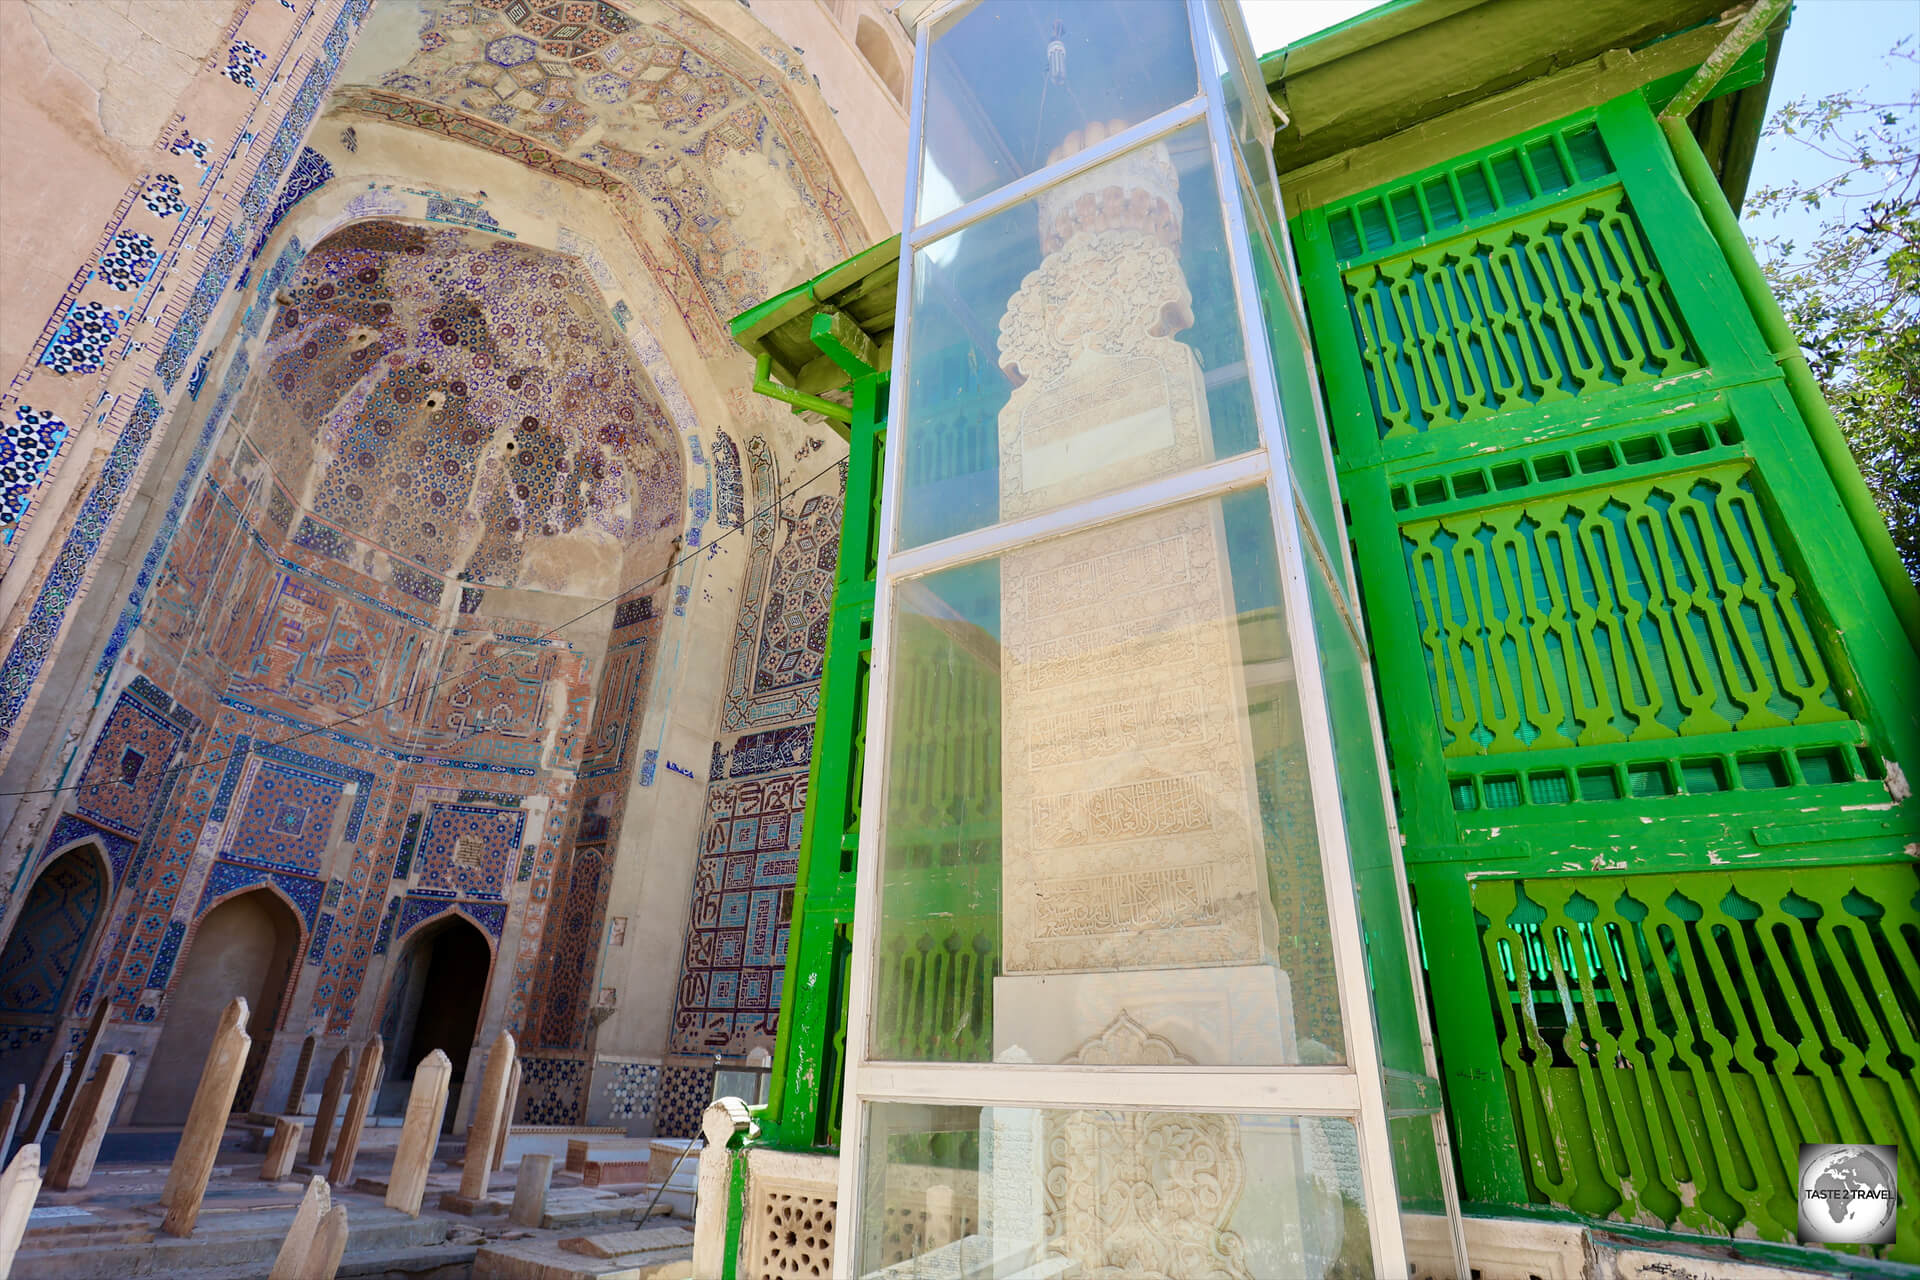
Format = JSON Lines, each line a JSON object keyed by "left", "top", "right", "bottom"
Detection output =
{"left": 1344, "top": 189, "right": 1697, "bottom": 439}
{"left": 1476, "top": 865, "right": 1918, "bottom": 1256}
{"left": 1400, "top": 459, "right": 1845, "bottom": 758}
{"left": 1291, "top": 91, "right": 1920, "bottom": 1270}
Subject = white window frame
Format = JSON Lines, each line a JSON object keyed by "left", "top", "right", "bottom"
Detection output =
{"left": 830, "top": 4, "right": 1469, "bottom": 1275}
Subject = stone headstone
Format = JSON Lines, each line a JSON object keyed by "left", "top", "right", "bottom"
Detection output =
{"left": 310, "top": 1202, "right": 349, "bottom": 1280}
{"left": 0, "top": 1143, "right": 42, "bottom": 1278}
{"left": 22, "top": 1052, "right": 72, "bottom": 1152}
{"left": 0, "top": 1083, "right": 24, "bottom": 1162}
{"left": 307, "top": 1048, "right": 352, "bottom": 1164}
{"left": 160, "top": 996, "right": 252, "bottom": 1237}
{"left": 509, "top": 1152, "right": 553, "bottom": 1227}
{"left": 491, "top": 1057, "right": 522, "bottom": 1172}
{"left": 267, "top": 1175, "right": 330, "bottom": 1280}
{"left": 283, "top": 1035, "right": 317, "bottom": 1114}
{"left": 385, "top": 1050, "right": 451, "bottom": 1216}
{"left": 458, "top": 1030, "right": 515, "bottom": 1200}
{"left": 262, "top": 1117, "right": 304, "bottom": 1181}
{"left": 49, "top": 999, "right": 110, "bottom": 1130}
{"left": 45, "top": 1053, "right": 130, "bottom": 1190}
{"left": 328, "top": 1039, "right": 383, "bottom": 1187}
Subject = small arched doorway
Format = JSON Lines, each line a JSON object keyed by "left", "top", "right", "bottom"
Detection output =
{"left": 378, "top": 915, "right": 490, "bottom": 1124}
{"left": 0, "top": 845, "right": 107, "bottom": 1104}
{"left": 135, "top": 888, "right": 300, "bottom": 1124}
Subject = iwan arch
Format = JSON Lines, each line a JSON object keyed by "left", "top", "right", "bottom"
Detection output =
{"left": 1, "top": 0, "right": 1917, "bottom": 1277}
{"left": 0, "top": 0, "right": 906, "bottom": 1136}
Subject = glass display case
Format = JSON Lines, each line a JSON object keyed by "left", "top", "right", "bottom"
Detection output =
{"left": 837, "top": 2, "right": 1469, "bottom": 1274}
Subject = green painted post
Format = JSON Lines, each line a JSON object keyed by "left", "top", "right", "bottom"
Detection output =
{"left": 762, "top": 374, "right": 885, "bottom": 1150}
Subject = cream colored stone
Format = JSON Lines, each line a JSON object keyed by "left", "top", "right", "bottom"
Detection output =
{"left": 22, "top": 1051, "right": 71, "bottom": 1152}
{"left": 693, "top": 1101, "right": 756, "bottom": 1280}
{"left": 45, "top": 1052, "right": 129, "bottom": 1190}
{"left": 985, "top": 152, "right": 1286, "bottom": 1041}
{"left": 161, "top": 996, "right": 253, "bottom": 1235}
{"left": 561, "top": 1225, "right": 696, "bottom": 1258}
{"left": 309, "top": 1202, "right": 350, "bottom": 1280}
{"left": 262, "top": 1117, "right": 304, "bottom": 1181}
{"left": 460, "top": 1031, "right": 515, "bottom": 1200}
{"left": 328, "top": 1038, "right": 384, "bottom": 1186}
{"left": 0, "top": 1143, "right": 42, "bottom": 1279}
{"left": 284, "top": 1035, "right": 318, "bottom": 1113}
{"left": 308, "top": 1048, "right": 352, "bottom": 1164}
{"left": 491, "top": 1057, "right": 522, "bottom": 1172}
{"left": 386, "top": 1050, "right": 452, "bottom": 1217}
{"left": 509, "top": 1152, "right": 553, "bottom": 1228}
{"left": 741, "top": 1149, "right": 839, "bottom": 1280}
{"left": 268, "top": 1176, "right": 331, "bottom": 1280}
{"left": 22, "top": 0, "right": 233, "bottom": 147}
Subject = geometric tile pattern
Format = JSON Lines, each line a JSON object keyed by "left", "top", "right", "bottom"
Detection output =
{"left": 603, "top": 1060, "right": 659, "bottom": 1123}
{"left": 0, "top": 849, "right": 105, "bottom": 1017}
{"left": 668, "top": 771, "right": 805, "bottom": 1055}
{"left": 412, "top": 803, "right": 525, "bottom": 899}
{"left": 0, "top": 405, "right": 69, "bottom": 543}
{"left": 654, "top": 1062, "right": 716, "bottom": 1139}
{"left": 224, "top": 761, "right": 344, "bottom": 875}
{"left": 71, "top": 689, "right": 192, "bottom": 838}
{"left": 517, "top": 1052, "right": 586, "bottom": 1125}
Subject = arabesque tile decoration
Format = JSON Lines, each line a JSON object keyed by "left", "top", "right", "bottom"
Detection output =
{"left": 0, "top": 0, "right": 862, "bottom": 1132}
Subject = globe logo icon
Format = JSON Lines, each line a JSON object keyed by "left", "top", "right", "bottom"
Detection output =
{"left": 1798, "top": 1143, "right": 1898, "bottom": 1245}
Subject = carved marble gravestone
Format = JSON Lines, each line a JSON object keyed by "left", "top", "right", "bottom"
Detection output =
{"left": 991, "top": 129, "right": 1293, "bottom": 1067}
{"left": 977, "top": 127, "right": 1332, "bottom": 1279}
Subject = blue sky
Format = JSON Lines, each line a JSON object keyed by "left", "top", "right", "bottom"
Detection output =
{"left": 1238, "top": 0, "right": 1920, "bottom": 248}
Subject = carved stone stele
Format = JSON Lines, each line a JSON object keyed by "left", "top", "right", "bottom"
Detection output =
{"left": 1043, "top": 1015, "right": 1252, "bottom": 1280}
{"left": 994, "top": 155, "right": 1275, "bottom": 985}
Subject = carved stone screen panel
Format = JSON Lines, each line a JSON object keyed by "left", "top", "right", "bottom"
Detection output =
{"left": 858, "top": 1100, "right": 1371, "bottom": 1280}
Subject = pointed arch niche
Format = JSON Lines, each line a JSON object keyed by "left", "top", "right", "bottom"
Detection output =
{"left": 135, "top": 886, "right": 302, "bottom": 1124}
{"left": 0, "top": 843, "right": 108, "bottom": 1103}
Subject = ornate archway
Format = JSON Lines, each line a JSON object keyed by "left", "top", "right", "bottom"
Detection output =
{"left": 0, "top": 844, "right": 107, "bottom": 1104}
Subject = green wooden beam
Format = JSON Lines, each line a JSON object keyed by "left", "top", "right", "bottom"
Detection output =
{"left": 750, "top": 351, "right": 852, "bottom": 430}
{"left": 810, "top": 308, "right": 881, "bottom": 381}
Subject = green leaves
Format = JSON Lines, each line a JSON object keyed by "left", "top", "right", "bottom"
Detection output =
{"left": 1747, "top": 39, "right": 1920, "bottom": 582}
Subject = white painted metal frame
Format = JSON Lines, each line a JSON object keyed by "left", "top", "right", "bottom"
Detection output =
{"left": 1198, "top": 7, "right": 1471, "bottom": 1272}
{"left": 830, "top": 3, "right": 1453, "bottom": 1276}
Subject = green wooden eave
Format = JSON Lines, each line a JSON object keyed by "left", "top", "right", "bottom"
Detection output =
{"left": 729, "top": 235, "right": 900, "bottom": 434}
{"left": 1261, "top": 0, "right": 1786, "bottom": 212}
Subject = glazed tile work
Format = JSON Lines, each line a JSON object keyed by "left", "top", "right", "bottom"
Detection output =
{"left": 0, "top": 0, "right": 878, "bottom": 1131}
{"left": 671, "top": 770, "right": 806, "bottom": 1055}
{"left": 9, "top": 221, "right": 683, "bottom": 1096}
{"left": 662, "top": 444, "right": 843, "bottom": 1097}
{"left": 256, "top": 222, "right": 683, "bottom": 592}
{"left": 653, "top": 1061, "right": 716, "bottom": 1139}
{"left": 516, "top": 1052, "right": 586, "bottom": 1125}
{"left": 1, "top": 0, "right": 376, "bottom": 741}
{"left": 333, "top": 0, "right": 864, "bottom": 348}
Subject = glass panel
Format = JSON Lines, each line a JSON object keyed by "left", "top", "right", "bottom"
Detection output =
{"left": 919, "top": 0, "right": 1198, "bottom": 224}
{"left": 1307, "top": 562, "right": 1420, "bottom": 1079}
{"left": 1199, "top": 0, "right": 1273, "bottom": 180}
{"left": 1205, "top": 5, "right": 1284, "bottom": 221}
{"left": 1250, "top": 227, "right": 1344, "bottom": 560}
{"left": 902, "top": 123, "right": 1259, "bottom": 549}
{"left": 857, "top": 1102, "right": 1373, "bottom": 1278}
{"left": 872, "top": 490, "right": 1345, "bottom": 1065}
